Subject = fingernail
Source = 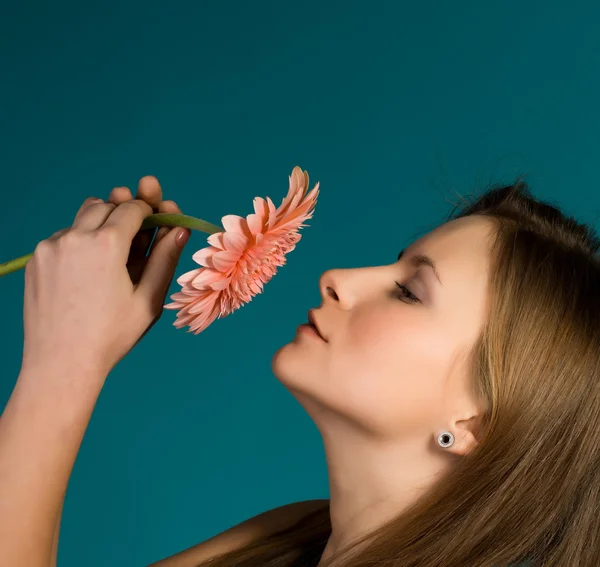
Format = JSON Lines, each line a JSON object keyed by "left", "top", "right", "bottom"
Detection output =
{"left": 176, "top": 229, "right": 190, "bottom": 247}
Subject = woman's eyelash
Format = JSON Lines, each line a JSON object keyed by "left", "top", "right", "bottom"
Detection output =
{"left": 395, "top": 281, "right": 420, "bottom": 304}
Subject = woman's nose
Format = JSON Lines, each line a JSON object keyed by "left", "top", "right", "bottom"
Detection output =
{"left": 318, "top": 269, "right": 341, "bottom": 304}
{"left": 319, "top": 265, "right": 388, "bottom": 308}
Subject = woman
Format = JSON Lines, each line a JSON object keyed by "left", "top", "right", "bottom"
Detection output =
{"left": 1, "top": 175, "right": 598, "bottom": 567}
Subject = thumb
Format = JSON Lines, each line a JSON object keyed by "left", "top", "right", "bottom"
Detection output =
{"left": 135, "top": 227, "right": 191, "bottom": 314}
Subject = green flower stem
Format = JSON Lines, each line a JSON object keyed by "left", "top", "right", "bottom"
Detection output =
{"left": 0, "top": 213, "right": 223, "bottom": 277}
{"left": 139, "top": 213, "right": 223, "bottom": 234}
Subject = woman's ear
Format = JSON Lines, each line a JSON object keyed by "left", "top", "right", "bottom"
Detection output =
{"left": 441, "top": 412, "right": 486, "bottom": 457}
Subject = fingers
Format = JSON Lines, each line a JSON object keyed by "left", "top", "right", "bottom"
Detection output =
{"left": 108, "top": 186, "right": 133, "bottom": 205}
{"left": 154, "top": 199, "right": 182, "bottom": 244}
{"left": 47, "top": 227, "right": 70, "bottom": 241}
{"left": 72, "top": 197, "right": 107, "bottom": 225}
{"left": 135, "top": 220, "right": 190, "bottom": 314}
{"left": 109, "top": 186, "right": 156, "bottom": 266}
{"left": 46, "top": 197, "right": 104, "bottom": 242}
{"left": 71, "top": 200, "right": 117, "bottom": 232}
{"left": 108, "top": 177, "right": 162, "bottom": 210}
{"left": 101, "top": 199, "right": 154, "bottom": 244}
{"left": 135, "top": 201, "right": 181, "bottom": 300}
{"left": 135, "top": 176, "right": 163, "bottom": 211}
{"left": 67, "top": 176, "right": 175, "bottom": 264}
{"left": 109, "top": 178, "right": 163, "bottom": 257}
{"left": 73, "top": 176, "right": 163, "bottom": 229}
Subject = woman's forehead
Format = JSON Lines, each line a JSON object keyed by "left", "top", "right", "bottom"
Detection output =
{"left": 412, "top": 216, "right": 495, "bottom": 282}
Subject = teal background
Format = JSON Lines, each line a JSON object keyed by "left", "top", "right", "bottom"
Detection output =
{"left": 1, "top": 1, "right": 599, "bottom": 565}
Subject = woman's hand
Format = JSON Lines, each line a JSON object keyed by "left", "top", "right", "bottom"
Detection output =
{"left": 0, "top": 177, "right": 190, "bottom": 567}
{"left": 20, "top": 175, "right": 190, "bottom": 385}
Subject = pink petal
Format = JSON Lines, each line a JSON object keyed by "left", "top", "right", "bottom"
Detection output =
{"left": 246, "top": 213, "right": 264, "bottom": 236}
{"left": 212, "top": 249, "right": 240, "bottom": 272}
{"left": 177, "top": 268, "right": 202, "bottom": 285}
{"left": 222, "top": 231, "right": 248, "bottom": 254}
{"left": 206, "top": 232, "right": 226, "bottom": 249}
{"left": 192, "top": 247, "right": 218, "bottom": 268}
{"left": 221, "top": 214, "right": 248, "bottom": 234}
{"left": 165, "top": 166, "right": 319, "bottom": 334}
{"left": 191, "top": 268, "right": 227, "bottom": 289}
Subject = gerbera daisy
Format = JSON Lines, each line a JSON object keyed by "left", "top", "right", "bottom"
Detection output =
{"left": 163, "top": 166, "right": 320, "bottom": 334}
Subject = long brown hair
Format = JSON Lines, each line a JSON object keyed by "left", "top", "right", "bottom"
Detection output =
{"left": 199, "top": 178, "right": 600, "bottom": 566}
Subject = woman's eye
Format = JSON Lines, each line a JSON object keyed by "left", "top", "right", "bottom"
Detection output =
{"left": 395, "top": 282, "right": 420, "bottom": 304}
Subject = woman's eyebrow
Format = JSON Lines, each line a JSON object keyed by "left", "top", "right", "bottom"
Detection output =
{"left": 397, "top": 249, "right": 443, "bottom": 286}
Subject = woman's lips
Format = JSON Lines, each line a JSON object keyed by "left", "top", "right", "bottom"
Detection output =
{"left": 297, "top": 323, "right": 326, "bottom": 341}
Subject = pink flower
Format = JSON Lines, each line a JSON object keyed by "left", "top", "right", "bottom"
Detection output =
{"left": 163, "top": 166, "right": 320, "bottom": 334}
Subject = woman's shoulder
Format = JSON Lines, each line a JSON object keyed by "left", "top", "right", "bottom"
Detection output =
{"left": 147, "top": 499, "right": 330, "bottom": 567}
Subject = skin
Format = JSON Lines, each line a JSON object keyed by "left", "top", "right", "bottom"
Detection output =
{"left": 0, "top": 183, "right": 494, "bottom": 567}
{"left": 271, "top": 214, "right": 497, "bottom": 564}
{"left": 0, "top": 176, "right": 188, "bottom": 567}
{"left": 52, "top": 179, "right": 186, "bottom": 561}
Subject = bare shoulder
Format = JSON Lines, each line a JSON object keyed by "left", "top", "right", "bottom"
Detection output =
{"left": 147, "top": 499, "right": 330, "bottom": 567}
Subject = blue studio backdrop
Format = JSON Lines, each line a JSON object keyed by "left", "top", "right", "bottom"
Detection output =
{"left": 1, "top": 1, "right": 599, "bottom": 565}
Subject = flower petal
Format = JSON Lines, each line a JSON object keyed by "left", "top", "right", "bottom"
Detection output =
{"left": 246, "top": 213, "right": 264, "bottom": 236}
{"left": 177, "top": 268, "right": 202, "bottom": 285}
{"left": 221, "top": 214, "right": 248, "bottom": 234}
{"left": 206, "top": 232, "right": 226, "bottom": 250}
{"left": 212, "top": 249, "right": 240, "bottom": 272}
{"left": 223, "top": 231, "right": 248, "bottom": 254}
{"left": 166, "top": 166, "right": 319, "bottom": 334}
{"left": 191, "top": 268, "right": 226, "bottom": 289}
{"left": 192, "top": 247, "right": 218, "bottom": 268}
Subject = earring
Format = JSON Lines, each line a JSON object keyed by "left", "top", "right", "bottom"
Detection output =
{"left": 437, "top": 431, "right": 454, "bottom": 448}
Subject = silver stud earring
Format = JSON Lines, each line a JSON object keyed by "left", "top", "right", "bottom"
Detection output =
{"left": 437, "top": 431, "right": 454, "bottom": 448}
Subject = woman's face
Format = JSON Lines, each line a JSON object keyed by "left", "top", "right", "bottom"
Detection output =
{"left": 272, "top": 214, "right": 496, "bottom": 441}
